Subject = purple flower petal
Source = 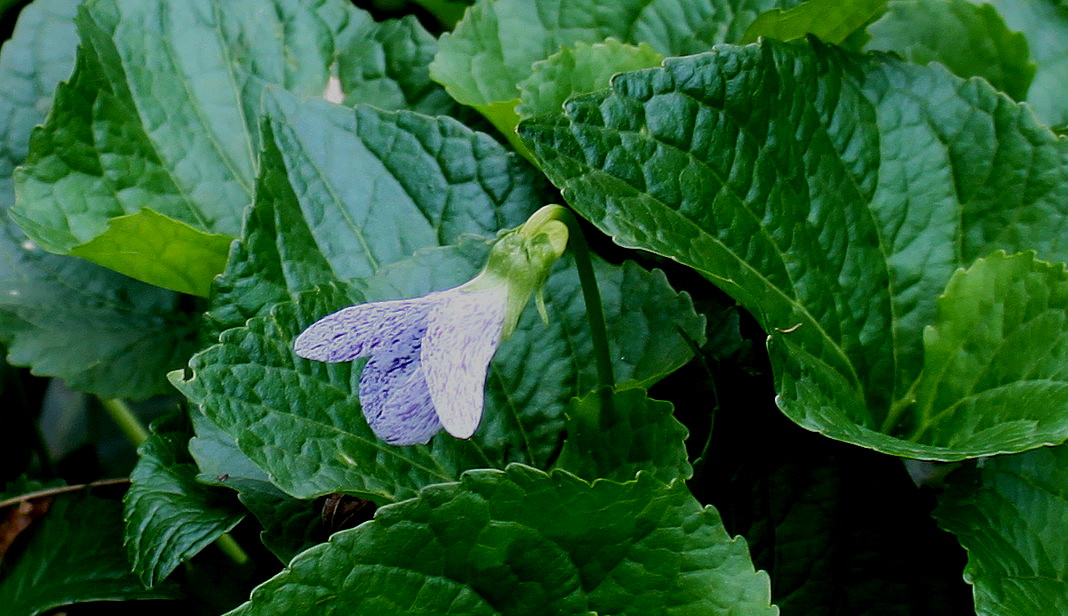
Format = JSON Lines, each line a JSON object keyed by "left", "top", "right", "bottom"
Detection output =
{"left": 422, "top": 287, "right": 507, "bottom": 438}
{"left": 294, "top": 298, "right": 434, "bottom": 363}
{"left": 357, "top": 318, "right": 442, "bottom": 445}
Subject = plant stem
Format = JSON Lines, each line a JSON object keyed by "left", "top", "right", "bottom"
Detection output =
{"left": 561, "top": 210, "right": 615, "bottom": 391}
{"left": 99, "top": 397, "right": 150, "bottom": 446}
{"left": 96, "top": 397, "right": 250, "bottom": 567}
{"left": 213, "top": 532, "right": 251, "bottom": 565}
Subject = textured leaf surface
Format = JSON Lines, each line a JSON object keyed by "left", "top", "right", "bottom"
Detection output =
{"left": 124, "top": 412, "right": 245, "bottom": 587}
{"left": 978, "top": 0, "right": 1068, "bottom": 127}
{"left": 516, "top": 39, "right": 663, "bottom": 119}
{"left": 430, "top": 0, "right": 801, "bottom": 147}
{"left": 180, "top": 240, "right": 704, "bottom": 502}
{"left": 229, "top": 466, "right": 776, "bottom": 616}
{"left": 337, "top": 13, "right": 470, "bottom": 117}
{"left": 935, "top": 445, "right": 1068, "bottom": 615}
{"left": 208, "top": 91, "right": 543, "bottom": 335}
{"left": 0, "top": 493, "right": 180, "bottom": 615}
{"left": 520, "top": 39, "right": 1068, "bottom": 459}
{"left": 867, "top": 0, "right": 1034, "bottom": 101}
{"left": 69, "top": 208, "right": 233, "bottom": 297}
{"left": 555, "top": 387, "right": 690, "bottom": 483}
{"left": 11, "top": 0, "right": 364, "bottom": 291}
{"left": 0, "top": 0, "right": 197, "bottom": 399}
{"left": 741, "top": 0, "right": 886, "bottom": 44}
{"left": 188, "top": 412, "right": 322, "bottom": 563}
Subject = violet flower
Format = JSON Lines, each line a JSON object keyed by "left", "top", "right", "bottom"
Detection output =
{"left": 294, "top": 205, "right": 569, "bottom": 445}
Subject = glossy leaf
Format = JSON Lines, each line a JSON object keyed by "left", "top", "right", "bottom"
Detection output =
{"left": 124, "top": 412, "right": 245, "bottom": 587}
{"left": 935, "top": 445, "right": 1068, "bottom": 615}
{"left": 977, "top": 0, "right": 1068, "bottom": 127}
{"left": 520, "top": 39, "right": 1068, "bottom": 460}
{"left": 430, "top": 0, "right": 802, "bottom": 149}
{"left": 516, "top": 39, "right": 663, "bottom": 119}
{"left": 11, "top": 0, "right": 365, "bottom": 292}
{"left": 867, "top": 0, "right": 1034, "bottom": 101}
{"left": 207, "top": 91, "right": 545, "bottom": 335}
{"left": 555, "top": 387, "right": 690, "bottom": 483}
{"left": 0, "top": 493, "right": 180, "bottom": 615}
{"left": 741, "top": 0, "right": 887, "bottom": 44}
{"left": 188, "top": 412, "right": 322, "bottom": 563}
{"left": 229, "top": 466, "right": 777, "bottom": 616}
{"left": 337, "top": 13, "right": 471, "bottom": 117}
{"left": 0, "top": 0, "right": 197, "bottom": 399}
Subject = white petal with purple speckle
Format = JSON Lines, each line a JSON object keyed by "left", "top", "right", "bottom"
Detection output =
{"left": 293, "top": 286, "right": 505, "bottom": 444}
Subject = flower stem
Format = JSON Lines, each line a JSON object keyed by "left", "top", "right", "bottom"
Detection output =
{"left": 560, "top": 211, "right": 615, "bottom": 390}
{"left": 97, "top": 397, "right": 250, "bottom": 567}
{"left": 213, "top": 532, "right": 251, "bottom": 565}
{"left": 99, "top": 397, "right": 150, "bottom": 446}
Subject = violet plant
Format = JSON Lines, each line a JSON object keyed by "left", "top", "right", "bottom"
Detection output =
{"left": 0, "top": 0, "right": 1066, "bottom": 615}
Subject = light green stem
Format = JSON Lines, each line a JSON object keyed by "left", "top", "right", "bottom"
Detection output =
{"left": 213, "top": 533, "right": 250, "bottom": 565}
{"left": 98, "top": 397, "right": 250, "bottom": 567}
{"left": 99, "top": 397, "right": 150, "bottom": 446}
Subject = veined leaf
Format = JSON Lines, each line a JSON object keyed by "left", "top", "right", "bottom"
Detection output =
{"left": 11, "top": 0, "right": 367, "bottom": 293}
{"left": 867, "top": 0, "right": 1034, "bottom": 101}
{"left": 337, "top": 13, "right": 472, "bottom": 118}
{"left": 0, "top": 493, "right": 180, "bottom": 615}
{"left": 188, "top": 412, "right": 322, "bottom": 563}
{"left": 555, "top": 387, "right": 691, "bottom": 483}
{"left": 207, "top": 91, "right": 545, "bottom": 335}
{"left": 520, "top": 39, "right": 1068, "bottom": 460}
{"left": 124, "top": 411, "right": 245, "bottom": 587}
{"left": 516, "top": 39, "right": 664, "bottom": 119}
{"left": 228, "top": 466, "right": 777, "bottom": 616}
{"left": 430, "top": 0, "right": 802, "bottom": 151}
{"left": 186, "top": 92, "right": 704, "bottom": 499}
{"left": 935, "top": 445, "right": 1068, "bottom": 614}
{"left": 0, "top": 0, "right": 197, "bottom": 399}
{"left": 741, "top": 0, "right": 887, "bottom": 44}
{"left": 976, "top": 0, "right": 1068, "bottom": 127}
{"left": 179, "top": 242, "right": 704, "bottom": 502}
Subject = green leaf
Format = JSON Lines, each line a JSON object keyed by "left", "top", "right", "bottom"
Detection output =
{"left": 0, "top": 0, "right": 83, "bottom": 203}
{"left": 69, "top": 208, "right": 233, "bottom": 297}
{"left": 11, "top": 0, "right": 365, "bottom": 292}
{"left": 356, "top": 242, "right": 707, "bottom": 465}
{"left": 207, "top": 91, "right": 546, "bottom": 335}
{"left": 430, "top": 0, "right": 801, "bottom": 150}
{"left": 934, "top": 444, "right": 1068, "bottom": 615}
{"left": 555, "top": 387, "right": 690, "bottom": 483}
{"left": 977, "top": 0, "right": 1068, "bottom": 127}
{"left": 0, "top": 0, "right": 196, "bottom": 400}
{"left": 519, "top": 39, "right": 1068, "bottom": 460}
{"left": 179, "top": 240, "right": 704, "bottom": 501}
{"left": 741, "top": 0, "right": 887, "bottom": 44}
{"left": 175, "top": 283, "right": 492, "bottom": 504}
{"left": 188, "top": 412, "right": 322, "bottom": 563}
{"left": 0, "top": 224, "right": 200, "bottom": 399}
{"left": 0, "top": 493, "right": 180, "bottom": 615}
{"left": 866, "top": 0, "right": 1034, "bottom": 101}
{"left": 124, "top": 411, "right": 245, "bottom": 587}
{"left": 906, "top": 252, "right": 1068, "bottom": 451}
{"left": 228, "top": 466, "right": 776, "bottom": 616}
{"left": 517, "top": 39, "right": 663, "bottom": 119}
{"left": 337, "top": 13, "right": 471, "bottom": 117}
